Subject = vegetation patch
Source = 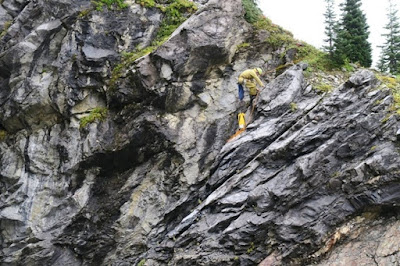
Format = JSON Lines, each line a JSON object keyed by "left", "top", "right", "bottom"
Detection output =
{"left": 110, "top": 46, "right": 156, "bottom": 88}
{"left": 377, "top": 74, "right": 398, "bottom": 90}
{"left": 314, "top": 82, "right": 333, "bottom": 94}
{"left": 110, "top": 0, "right": 197, "bottom": 88}
{"left": 242, "top": 0, "right": 263, "bottom": 24}
{"left": 246, "top": 242, "right": 255, "bottom": 254}
{"left": 0, "top": 21, "right": 12, "bottom": 38}
{"left": 266, "top": 33, "right": 294, "bottom": 49}
{"left": 0, "top": 130, "right": 7, "bottom": 141}
{"left": 93, "top": 0, "right": 128, "bottom": 11}
{"left": 236, "top": 42, "right": 250, "bottom": 52}
{"left": 376, "top": 74, "right": 400, "bottom": 117}
{"left": 290, "top": 102, "right": 297, "bottom": 112}
{"left": 80, "top": 107, "right": 108, "bottom": 128}
{"left": 137, "top": 0, "right": 155, "bottom": 8}
{"left": 153, "top": 0, "right": 197, "bottom": 45}
{"left": 78, "top": 8, "right": 93, "bottom": 18}
{"left": 137, "top": 259, "right": 146, "bottom": 266}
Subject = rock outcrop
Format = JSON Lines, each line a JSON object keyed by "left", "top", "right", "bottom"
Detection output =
{"left": 1, "top": 0, "right": 400, "bottom": 265}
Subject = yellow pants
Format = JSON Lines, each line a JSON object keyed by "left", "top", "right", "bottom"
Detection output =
{"left": 246, "top": 82, "right": 257, "bottom": 96}
{"left": 238, "top": 78, "right": 257, "bottom": 96}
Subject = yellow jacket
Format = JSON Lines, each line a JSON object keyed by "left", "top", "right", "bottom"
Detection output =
{"left": 238, "top": 69, "right": 264, "bottom": 95}
{"left": 238, "top": 69, "right": 264, "bottom": 86}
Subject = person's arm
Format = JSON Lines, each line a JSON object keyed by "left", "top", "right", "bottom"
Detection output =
{"left": 251, "top": 71, "right": 264, "bottom": 87}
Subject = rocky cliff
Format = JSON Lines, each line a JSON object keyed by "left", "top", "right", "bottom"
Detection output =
{"left": 1, "top": 0, "right": 400, "bottom": 265}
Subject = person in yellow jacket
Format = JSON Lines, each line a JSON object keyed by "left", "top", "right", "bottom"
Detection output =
{"left": 238, "top": 67, "right": 264, "bottom": 107}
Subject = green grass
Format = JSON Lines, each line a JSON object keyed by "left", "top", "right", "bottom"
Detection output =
{"left": 314, "top": 82, "right": 333, "bottom": 94}
{"left": 93, "top": 0, "right": 128, "bottom": 11}
{"left": 137, "top": 0, "right": 155, "bottom": 7}
{"left": 242, "top": 0, "right": 263, "bottom": 24}
{"left": 80, "top": 107, "right": 108, "bottom": 128}
{"left": 153, "top": 0, "right": 197, "bottom": 44}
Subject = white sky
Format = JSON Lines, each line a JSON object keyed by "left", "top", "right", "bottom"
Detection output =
{"left": 258, "top": 0, "right": 398, "bottom": 67}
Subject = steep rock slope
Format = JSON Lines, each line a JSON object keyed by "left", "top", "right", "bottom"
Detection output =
{"left": 1, "top": 0, "right": 400, "bottom": 266}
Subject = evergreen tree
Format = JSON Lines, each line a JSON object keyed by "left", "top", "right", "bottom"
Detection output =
{"left": 377, "top": 0, "right": 400, "bottom": 74}
{"left": 323, "top": 0, "right": 337, "bottom": 58}
{"left": 334, "top": 0, "right": 372, "bottom": 67}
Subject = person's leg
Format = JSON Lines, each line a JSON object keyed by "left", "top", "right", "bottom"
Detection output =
{"left": 246, "top": 82, "right": 257, "bottom": 108}
{"left": 250, "top": 94, "right": 256, "bottom": 108}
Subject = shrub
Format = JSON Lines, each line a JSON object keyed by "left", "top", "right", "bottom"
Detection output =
{"left": 266, "top": 33, "right": 294, "bottom": 49}
{"left": 80, "top": 107, "right": 108, "bottom": 128}
{"left": 93, "top": 0, "right": 128, "bottom": 11}
{"left": 242, "top": 0, "right": 263, "bottom": 24}
{"left": 153, "top": 0, "right": 197, "bottom": 45}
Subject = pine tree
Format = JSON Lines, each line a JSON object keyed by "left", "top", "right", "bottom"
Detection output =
{"left": 377, "top": 0, "right": 400, "bottom": 74}
{"left": 323, "top": 0, "right": 337, "bottom": 58}
{"left": 376, "top": 50, "right": 389, "bottom": 73}
{"left": 334, "top": 0, "right": 372, "bottom": 67}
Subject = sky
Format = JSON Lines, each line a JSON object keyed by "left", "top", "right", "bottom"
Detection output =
{"left": 258, "top": 0, "right": 397, "bottom": 67}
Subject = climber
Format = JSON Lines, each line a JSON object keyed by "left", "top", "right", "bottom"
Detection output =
{"left": 237, "top": 67, "right": 265, "bottom": 108}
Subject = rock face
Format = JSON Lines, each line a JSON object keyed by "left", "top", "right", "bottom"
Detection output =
{"left": 1, "top": 0, "right": 400, "bottom": 266}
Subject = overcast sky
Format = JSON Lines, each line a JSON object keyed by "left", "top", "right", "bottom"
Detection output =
{"left": 258, "top": 0, "right": 397, "bottom": 67}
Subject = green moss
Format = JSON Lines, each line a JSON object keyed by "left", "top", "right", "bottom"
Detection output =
{"left": 0, "top": 130, "right": 7, "bottom": 141}
{"left": 137, "top": 0, "right": 155, "bottom": 7}
{"left": 246, "top": 242, "right": 255, "bottom": 254}
{"left": 236, "top": 42, "right": 250, "bottom": 52}
{"left": 137, "top": 259, "right": 146, "bottom": 266}
{"left": 0, "top": 20, "right": 12, "bottom": 38}
{"left": 79, "top": 8, "right": 93, "bottom": 18}
{"left": 79, "top": 107, "right": 108, "bottom": 128}
{"left": 377, "top": 75, "right": 398, "bottom": 90}
{"left": 376, "top": 74, "right": 400, "bottom": 117}
{"left": 93, "top": 0, "right": 128, "bottom": 11}
{"left": 290, "top": 102, "right": 297, "bottom": 112}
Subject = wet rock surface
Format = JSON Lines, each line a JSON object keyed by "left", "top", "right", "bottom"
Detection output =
{"left": 1, "top": 0, "right": 400, "bottom": 265}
